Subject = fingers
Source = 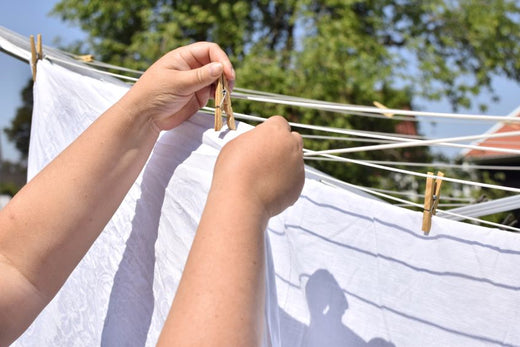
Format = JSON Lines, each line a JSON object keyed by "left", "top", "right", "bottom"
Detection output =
{"left": 259, "top": 116, "right": 304, "bottom": 160}
{"left": 181, "top": 42, "right": 235, "bottom": 82}
{"left": 292, "top": 131, "right": 303, "bottom": 151}
{"left": 259, "top": 116, "right": 303, "bottom": 152}
{"left": 177, "top": 62, "right": 224, "bottom": 95}
{"left": 212, "top": 114, "right": 304, "bottom": 217}
{"left": 161, "top": 42, "right": 235, "bottom": 97}
{"left": 261, "top": 116, "right": 303, "bottom": 151}
{"left": 263, "top": 115, "right": 291, "bottom": 132}
{"left": 130, "top": 42, "right": 236, "bottom": 132}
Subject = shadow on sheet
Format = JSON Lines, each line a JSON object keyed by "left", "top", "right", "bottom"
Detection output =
{"left": 268, "top": 189, "right": 520, "bottom": 347}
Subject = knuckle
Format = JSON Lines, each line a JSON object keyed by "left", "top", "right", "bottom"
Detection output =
{"left": 196, "top": 68, "right": 205, "bottom": 84}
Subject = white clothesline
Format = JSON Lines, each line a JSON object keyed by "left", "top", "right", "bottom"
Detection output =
{"left": 398, "top": 203, "right": 469, "bottom": 208}
{"left": 43, "top": 51, "right": 520, "bottom": 160}
{"left": 48, "top": 55, "right": 139, "bottom": 82}
{"left": 311, "top": 169, "right": 520, "bottom": 233}
{"left": 53, "top": 51, "right": 520, "bottom": 124}
{"left": 205, "top": 105, "right": 520, "bottom": 156}
{"left": 365, "top": 187, "right": 474, "bottom": 202}
{"left": 304, "top": 158, "right": 520, "bottom": 171}
{"left": 301, "top": 135, "right": 421, "bottom": 143}
{"left": 232, "top": 92, "right": 520, "bottom": 123}
{"left": 303, "top": 130, "right": 520, "bottom": 157}
{"left": 43, "top": 48, "right": 520, "bottom": 124}
{"left": 305, "top": 149, "right": 520, "bottom": 194}
{"left": 443, "top": 194, "right": 520, "bottom": 222}
{"left": 199, "top": 108, "right": 520, "bottom": 195}
{"left": 303, "top": 134, "right": 520, "bottom": 155}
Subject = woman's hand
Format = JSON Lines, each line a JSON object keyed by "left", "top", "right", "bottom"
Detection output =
{"left": 158, "top": 116, "right": 304, "bottom": 346}
{"left": 120, "top": 42, "right": 235, "bottom": 131}
{"left": 212, "top": 116, "right": 305, "bottom": 218}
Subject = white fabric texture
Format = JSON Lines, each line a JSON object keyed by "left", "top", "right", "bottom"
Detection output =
{"left": 13, "top": 59, "right": 520, "bottom": 347}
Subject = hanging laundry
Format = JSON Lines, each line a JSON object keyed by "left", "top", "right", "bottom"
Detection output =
{"left": 12, "top": 59, "right": 520, "bottom": 347}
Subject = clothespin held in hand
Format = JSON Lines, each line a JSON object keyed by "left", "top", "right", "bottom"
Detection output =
{"left": 30, "top": 34, "right": 43, "bottom": 81}
{"left": 422, "top": 171, "right": 444, "bottom": 235}
{"left": 214, "top": 74, "right": 236, "bottom": 131}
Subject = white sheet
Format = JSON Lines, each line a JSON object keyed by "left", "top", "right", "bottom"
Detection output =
{"left": 13, "top": 59, "right": 520, "bottom": 347}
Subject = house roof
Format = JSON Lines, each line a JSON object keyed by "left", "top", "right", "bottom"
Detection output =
{"left": 462, "top": 104, "right": 520, "bottom": 162}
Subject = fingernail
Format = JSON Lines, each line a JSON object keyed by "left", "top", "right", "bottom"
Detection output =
{"left": 210, "top": 62, "right": 223, "bottom": 77}
{"left": 231, "top": 68, "right": 236, "bottom": 80}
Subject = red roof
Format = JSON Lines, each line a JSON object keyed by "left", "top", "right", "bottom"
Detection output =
{"left": 463, "top": 108, "right": 520, "bottom": 160}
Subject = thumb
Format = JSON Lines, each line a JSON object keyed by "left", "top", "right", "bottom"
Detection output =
{"left": 178, "top": 62, "right": 224, "bottom": 94}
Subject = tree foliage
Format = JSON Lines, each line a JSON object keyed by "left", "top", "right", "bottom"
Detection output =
{"left": 52, "top": 0, "right": 520, "bottom": 108}
{"left": 4, "top": 79, "right": 33, "bottom": 160}
{"left": 45, "top": 0, "right": 520, "bottom": 189}
{"left": 0, "top": 160, "right": 27, "bottom": 195}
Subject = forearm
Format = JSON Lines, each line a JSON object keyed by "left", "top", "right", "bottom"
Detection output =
{"left": 0, "top": 95, "right": 159, "bottom": 340}
{"left": 0, "top": 42, "right": 234, "bottom": 345}
{"left": 158, "top": 116, "right": 304, "bottom": 347}
{"left": 158, "top": 186, "right": 270, "bottom": 347}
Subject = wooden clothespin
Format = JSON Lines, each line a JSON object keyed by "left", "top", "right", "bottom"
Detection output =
{"left": 214, "top": 74, "right": 236, "bottom": 131}
{"left": 30, "top": 34, "right": 43, "bottom": 81}
{"left": 78, "top": 54, "right": 94, "bottom": 62}
{"left": 422, "top": 171, "right": 444, "bottom": 235}
{"left": 373, "top": 101, "right": 394, "bottom": 118}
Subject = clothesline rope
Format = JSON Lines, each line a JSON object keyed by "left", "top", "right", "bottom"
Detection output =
{"left": 303, "top": 130, "right": 520, "bottom": 157}
{"left": 301, "top": 135, "right": 421, "bottom": 143}
{"left": 232, "top": 92, "right": 520, "bottom": 123}
{"left": 361, "top": 186, "right": 474, "bottom": 202}
{"left": 45, "top": 51, "right": 520, "bottom": 123}
{"left": 43, "top": 54, "right": 520, "bottom": 161}
{"left": 304, "top": 157, "right": 520, "bottom": 171}
{"left": 306, "top": 149, "right": 520, "bottom": 194}
{"left": 47, "top": 56, "right": 140, "bottom": 82}
{"left": 198, "top": 107, "right": 520, "bottom": 195}
{"left": 54, "top": 51, "right": 514, "bottom": 124}
{"left": 312, "top": 169, "right": 520, "bottom": 232}
{"left": 202, "top": 105, "right": 520, "bottom": 156}
{"left": 303, "top": 134, "right": 520, "bottom": 157}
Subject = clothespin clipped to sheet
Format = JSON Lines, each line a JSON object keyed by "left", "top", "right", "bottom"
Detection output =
{"left": 78, "top": 54, "right": 94, "bottom": 62}
{"left": 422, "top": 171, "right": 444, "bottom": 235}
{"left": 30, "top": 34, "right": 43, "bottom": 81}
{"left": 373, "top": 101, "right": 394, "bottom": 118}
{"left": 214, "top": 74, "right": 236, "bottom": 131}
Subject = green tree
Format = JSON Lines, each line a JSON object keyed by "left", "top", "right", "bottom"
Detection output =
{"left": 0, "top": 160, "right": 27, "bottom": 195}
{"left": 52, "top": 0, "right": 254, "bottom": 70}
{"left": 52, "top": 0, "right": 520, "bottom": 109}
{"left": 43, "top": 0, "right": 520, "bottom": 189}
{"left": 0, "top": 181, "right": 20, "bottom": 196}
{"left": 4, "top": 78, "right": 33, "bottom": 160}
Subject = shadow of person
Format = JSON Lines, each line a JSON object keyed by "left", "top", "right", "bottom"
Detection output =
{"left": 367, "top": 337, "right": 396, "bottom": 346}
{"left": 303, "top": 269, "right": 366, "bottom": 346}
{"left": 303, "top": 269, "right": 394, "bottom": 347}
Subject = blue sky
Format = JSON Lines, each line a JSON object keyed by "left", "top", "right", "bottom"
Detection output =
{"left": 0, "top": 1, "right": 86, "bottom": 161}
{"left": 1, "top": 1, "right": 520, "bottom": 161}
